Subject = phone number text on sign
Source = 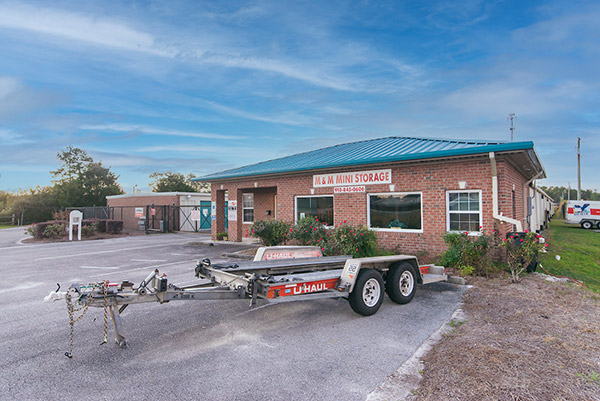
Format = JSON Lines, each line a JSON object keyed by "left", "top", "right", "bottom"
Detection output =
{"left": 334, "top": 186, "right": 366, "bottom": 194}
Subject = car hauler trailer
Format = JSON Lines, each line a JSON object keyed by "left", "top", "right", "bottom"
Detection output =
{"left": 565, "top": 200, "right": 600, "bottom": 229}
{"left": 46, "top": 247, "right": 447, "bottom": 355}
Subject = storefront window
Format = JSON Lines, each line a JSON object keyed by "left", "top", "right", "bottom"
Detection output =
{"left": 242, "top": 193, "right": 254, "bottom": 223}
{"left": 295, "top": 196, "right": 333, "bottom": 226}
{"left": 447, "top": 190, "right": 481, "bottom": 232}
{"left": 368, "top": 193, "right": 422, "bottom": 231}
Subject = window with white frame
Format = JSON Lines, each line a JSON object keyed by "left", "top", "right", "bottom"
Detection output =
{"left": 242, "top": 193, "right": 254, "bottom": 223}
{"left": 368, "top": 192, "right": 422, "bottom": 231}
{"left": 295, "top": 196, "right": 333, "bottom": 225}
{"left": 447, "top": 190, "right": 482, "bottom": 232}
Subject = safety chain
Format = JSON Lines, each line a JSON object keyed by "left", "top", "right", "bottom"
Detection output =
{"left": 64, "top": 281, "right": 111, "bottom": 358}
{"left": 101, "top": 280, "right": 108, "bottom": 345}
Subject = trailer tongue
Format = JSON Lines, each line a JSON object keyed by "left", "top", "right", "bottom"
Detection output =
{"left": 45, "top": 247, "right": 447, "bottom": 356}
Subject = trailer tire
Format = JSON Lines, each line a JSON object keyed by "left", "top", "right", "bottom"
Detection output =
{"left": 385, "top": 262, "right": 417, "bottom": 304}
{"left": 349, "top": 269, "right": 384, "bottom": 316}
{"left": 581, "top": 221, "right": 593, "bottom": 229}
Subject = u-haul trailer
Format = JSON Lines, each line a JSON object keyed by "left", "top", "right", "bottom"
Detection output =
{"left": 46, "top": 247, "right": 447, "bottom": 350}
{"left": 565, "top": 200, "right": 600, "bottom": 229}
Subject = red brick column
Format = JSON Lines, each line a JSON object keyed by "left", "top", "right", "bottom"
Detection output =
{"left": 211, "top": 190, "right": 226, "bottom": 241}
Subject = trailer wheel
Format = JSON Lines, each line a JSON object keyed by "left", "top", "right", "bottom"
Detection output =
{"left": 385, "top": 262, "right": 417, "bottom": 304}
{"left": 349, "top": 269, "right": 384, "bottom": 316}
{"left": 581, "top": 221, "right": 593, "bottom": 229}
{"left": 596, "top": 221, "right": 600, "bottom": 229}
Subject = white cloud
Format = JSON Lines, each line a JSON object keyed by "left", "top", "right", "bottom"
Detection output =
{"left": 136, "top": 144, "right": 277, "bottom": 160}
{"left": 0, "top": 3, "right": 174, "bottom": 57}
{"left": 196, "top": 99, "right": 315, "bottom": 127}
{"left": 80, "top": 123, "right": 245, "bottom": 140}
{"left": 0, "top": 76, "right": 60, "bottom": 119}
{"left": 0, "top": 128, "right": 31, "bottom": 144}
{"left": 0, "top": 3, "right": 423, "bottom": 93}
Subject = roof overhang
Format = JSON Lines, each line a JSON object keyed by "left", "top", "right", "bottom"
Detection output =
{"left": 196, "top": 141, "right": 546, "bottom": 184}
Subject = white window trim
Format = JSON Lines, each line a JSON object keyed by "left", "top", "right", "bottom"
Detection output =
{"left": 294, "top": 195, "right": 334, "bottom": 226}
{"left": 446, "top": 189, "right": 483, "bottom": 234}
{"left": 367, "top": 191, "right": 423, "bottom": 233}
{"left": 242, "top": 193, "right": 254, "bottom": 224}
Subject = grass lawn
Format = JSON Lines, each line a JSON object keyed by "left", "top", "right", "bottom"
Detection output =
{"left": 0, "top": 225, "right": 16, "bottom": 229}
{"left": 539, "top": 219, "right": 600, "bottom": 293}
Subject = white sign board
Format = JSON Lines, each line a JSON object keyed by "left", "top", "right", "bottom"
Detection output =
{"left": 135, "top": 207, "right": 144, "bottom": 218}
{"left": 228, "top": 200, "right": 238, "bottom": 221}
{"left": 191, "top": 209, "right": 201, "bottom": 221}
{"left": 211, "top": 201, "right": 216, "bottom": 220}
{"left": 69, "top": 210, "right": 82, "bottom": 241}
{"left": 313, "top": 169, "right": 391, "bottom": 188}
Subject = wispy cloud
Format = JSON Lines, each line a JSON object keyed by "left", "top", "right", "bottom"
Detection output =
{"left": 0, "top": 2, "right": 174, "bottom": 57}
{"left": 0, "top": 3, "right": 422, "bottom": 93}
{"left": 195, "top": 99, "right": 315, "bottom": 127}
{"left": 0, "top": 76, "right": 61, "bottom": 119}
{"left": 80, "top": 123, "right": 245, "bottom": 140}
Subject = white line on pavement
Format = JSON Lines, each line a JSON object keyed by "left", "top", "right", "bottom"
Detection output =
{"left": 0, "top": 282, "right": 44, "bottom": 294}
{"left": 130, "top": 259, "right": 167, "bottom": 262}
{"left": 90, "top": 259, "right": 198, "bottom": 278}
{"left": 80, "top": 266, "right": 121, "bottom": 269}
{"left": 33, "top": 243, "right": 189, "bottom": 261}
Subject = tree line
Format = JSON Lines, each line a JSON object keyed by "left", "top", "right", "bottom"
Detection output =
{"left": 538, "top": 186, "right": 600, "bottom": 202}
{"left": 0, "top": 146, "right": 210, "bottom": 224}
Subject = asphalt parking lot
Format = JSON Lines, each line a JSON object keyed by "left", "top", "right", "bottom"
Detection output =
{"left": 0, "top": 230, "right": 466, "bottom": 400}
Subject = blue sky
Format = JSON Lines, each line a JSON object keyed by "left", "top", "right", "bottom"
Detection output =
{"left": 0, "top": 0, "right": 598, "bottom": 193}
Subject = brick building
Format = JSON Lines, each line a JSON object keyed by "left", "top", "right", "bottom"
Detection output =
{"left": 196, "top": 137, "right": 547, "bottom": 259}
{"left": 107, "top": 192, "right": 212, "bottom": 232}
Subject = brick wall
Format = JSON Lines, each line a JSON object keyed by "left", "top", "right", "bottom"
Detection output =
{"left": 107, "top": 195, "right": 180, "bottom": 231}
{"left": 210, "top": 155, "right": 530, "bottom": 260}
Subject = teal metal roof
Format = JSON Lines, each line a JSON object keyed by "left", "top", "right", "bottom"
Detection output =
{"left": 196, "top": 136, "right": 541, "bottom": 181}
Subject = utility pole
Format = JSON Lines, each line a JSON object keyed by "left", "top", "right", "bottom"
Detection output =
{"left": 508, "top": 113, "right": 516, "bottom": 141}
{"left": 568, "top": 182, "right": 571, "bottom": 202}
{"left": 577, "top": 137, "right": 581, "bottom": 200}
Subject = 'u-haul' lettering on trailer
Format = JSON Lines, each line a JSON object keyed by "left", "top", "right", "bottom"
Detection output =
{"left": 267, "top": 278, "right": 338, "bottom": 299}
{"left": 293, "top": 282, "right": 326, "bottom": 295}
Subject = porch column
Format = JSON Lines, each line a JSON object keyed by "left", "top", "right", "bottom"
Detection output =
{"left": 211, "top": 189, "right": 226, "bottom": 241}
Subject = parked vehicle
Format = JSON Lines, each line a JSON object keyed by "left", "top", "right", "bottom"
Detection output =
{"left": 565, "top": 200, "right": 600, "bottom": 229}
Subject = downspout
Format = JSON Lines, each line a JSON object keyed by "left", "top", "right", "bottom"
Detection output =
{"left": 489, "top": 152, "right": 523, "bottom": 232}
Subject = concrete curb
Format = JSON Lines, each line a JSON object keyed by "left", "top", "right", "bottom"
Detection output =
{"left": 366, "top": 303, "right": 469, "bottom": 401}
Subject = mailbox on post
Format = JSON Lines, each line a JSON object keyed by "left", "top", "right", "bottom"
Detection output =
{"left": 69, "top": 210, "right": 82, "bottom": 241}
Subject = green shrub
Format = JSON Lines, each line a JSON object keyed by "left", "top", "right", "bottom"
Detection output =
{"left": 83, "top": 218, "right": 106, "bottom": 233}
{"left": 440, "top": 231, "right": 499, "bottom": 276}
{"left": 28, "top": 220, "right": 67, "bottom": 239}
{"left": 81, "top": 223, "right": 97, "bottom": 237}
{"left": 251, "top": 219, "right": 292, "bottom": 246}
{"left": 331, "top": 223, "right": 377, "bottom": 257}
{"left": 106, "top": 220, "right": 123, "bottom": 234}
{"left": 43, "top": 223, "right": 66, "bottom": 238}
{"left": 292, "top": 216, "right": 328, "bottom": 247}
{"left": 501, "top": 231, "right": 545, "bottom": 282}
{"left": 289, "top": 218, "right": 379, "bottom": 257}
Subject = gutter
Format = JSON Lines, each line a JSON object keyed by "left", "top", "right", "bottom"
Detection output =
{"left": 489, "top": 152, "right": 523, "bottom": 232}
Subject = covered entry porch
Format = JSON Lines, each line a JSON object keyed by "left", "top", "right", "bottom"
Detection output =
{"left": 211, "top": 186, "right": 277, "bottom": 241}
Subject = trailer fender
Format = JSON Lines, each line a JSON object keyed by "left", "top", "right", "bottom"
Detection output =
{"left": 338, "top": 256, "right": 421, "bottom": 293}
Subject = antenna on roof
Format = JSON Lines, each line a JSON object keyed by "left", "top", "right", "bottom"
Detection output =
{"left": 508, "top": 113, "right": 516, "bottom": 141}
